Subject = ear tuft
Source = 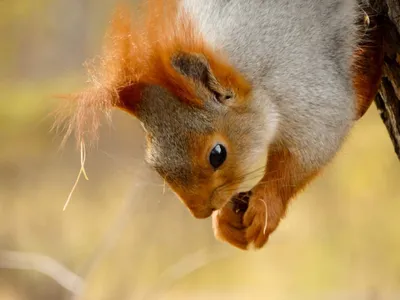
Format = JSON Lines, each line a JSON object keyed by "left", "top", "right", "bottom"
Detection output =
{"left": 52, "top": 87, "right": 118, "bottom": 149}
{"left": 53, "top": 5, "right": 143, "bottom": 149}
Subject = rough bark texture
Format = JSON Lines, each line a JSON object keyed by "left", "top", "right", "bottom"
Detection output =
{"left": 367, "top": 0, "right": 400, "bottom": 158}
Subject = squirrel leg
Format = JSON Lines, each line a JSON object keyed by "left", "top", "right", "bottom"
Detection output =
{"left": 213, "top": 147, "right": 318, "bottom": 250}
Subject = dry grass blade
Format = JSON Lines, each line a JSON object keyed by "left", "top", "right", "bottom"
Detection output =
{"left": 63, "top": 141, "right": 89, "bottom": 211}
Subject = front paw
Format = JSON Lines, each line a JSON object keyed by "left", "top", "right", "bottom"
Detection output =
{"left": 213, "top": 191, "right": 284, "bottom": 250}
{"left": 212, "top": 196, "right": 248, "bottom": 250}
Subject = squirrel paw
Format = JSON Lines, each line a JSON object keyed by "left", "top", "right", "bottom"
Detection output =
{"left": 212, "top": 198, "right": 248, "bottom": 250}
{"left": 212, "top": 190, "right": 283, "bottom": 250}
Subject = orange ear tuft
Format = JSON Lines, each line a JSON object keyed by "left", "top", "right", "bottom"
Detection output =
{"left": 52, "top": 87, "right": 117, "bottom": 149}
{"left": 53, "top": 5, "right": 143, "bottom": 148}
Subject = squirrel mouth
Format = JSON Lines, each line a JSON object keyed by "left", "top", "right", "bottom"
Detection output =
{"left": 190, "top": 191, "right": 252, "bottom": 219}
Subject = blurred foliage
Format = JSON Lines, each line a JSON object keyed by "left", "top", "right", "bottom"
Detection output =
{"left": 0, "top": 1, "right": 399, "bottom": 300}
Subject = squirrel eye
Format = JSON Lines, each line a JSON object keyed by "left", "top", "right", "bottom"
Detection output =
{"left": 209, "top": 144, "right": 227, "bottom": 169}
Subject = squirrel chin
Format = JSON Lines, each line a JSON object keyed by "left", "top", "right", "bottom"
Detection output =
{"left": 189, "top": 207, "right": 216, "bottom": 219}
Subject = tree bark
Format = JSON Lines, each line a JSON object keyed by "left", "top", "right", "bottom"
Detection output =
{"left": 367, "top": 0, "right": 400, "bottom": 158}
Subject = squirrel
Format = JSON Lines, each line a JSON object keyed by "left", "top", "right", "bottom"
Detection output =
{"left": 57, "top": 0, "right": 384, "bottom": 250}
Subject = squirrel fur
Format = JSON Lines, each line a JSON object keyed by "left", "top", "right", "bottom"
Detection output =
{"left": 57, "top": 0, "right": 384, "bottom": 250}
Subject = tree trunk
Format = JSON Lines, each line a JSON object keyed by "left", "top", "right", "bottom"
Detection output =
{"left": 368, "top": 0, "right": 400, "bottom": 158}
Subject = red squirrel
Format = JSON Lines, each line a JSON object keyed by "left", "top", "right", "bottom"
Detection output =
{"left": 57, "top": 0, "right": 384, "bottom": 250}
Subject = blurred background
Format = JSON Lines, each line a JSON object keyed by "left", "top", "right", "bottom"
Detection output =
{"left": 1, "top": 0, "right": 400, "bottom": 299}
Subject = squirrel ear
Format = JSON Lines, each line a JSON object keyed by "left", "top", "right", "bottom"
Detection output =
{"left": 171, "top": 52, "right": 233, "bottom": 102}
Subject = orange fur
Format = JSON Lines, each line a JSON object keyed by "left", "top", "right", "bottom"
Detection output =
{"left": 214, "top": 145, "right": 321, "bottom": 250}
{"left": 55, "top": 0, "right": 251, "bottom": 148}
{"left": 167, "top": 131, "right": 243, "bottom": 218}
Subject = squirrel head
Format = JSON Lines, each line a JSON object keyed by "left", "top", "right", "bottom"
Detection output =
{"left": 56, "top": 3, "right": 278, "bottom": 219}
{"left": 130, "top": 52, "right": 277, "bottom": 218}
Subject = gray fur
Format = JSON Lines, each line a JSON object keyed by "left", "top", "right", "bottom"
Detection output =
{"left": 137, "top": 85, "right": 213, "bottom": 185}
{"left": 182, "top": 0, "right": 360, "bottom": 172}
{"left": 135, "top": 0, "right": 363, "bottom": 214}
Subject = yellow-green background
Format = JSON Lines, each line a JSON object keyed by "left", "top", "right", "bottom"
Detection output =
{"left": 1, "top": 1, "right": 399, "bottom": 299}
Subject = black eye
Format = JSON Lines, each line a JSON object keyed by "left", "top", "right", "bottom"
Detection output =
{"left": 209, "top": 144, "right": 227, "bottom": 169}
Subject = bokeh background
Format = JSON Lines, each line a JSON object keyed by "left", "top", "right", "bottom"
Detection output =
{"left": 1, "top": 1, "right": 400, "bottom": 299}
